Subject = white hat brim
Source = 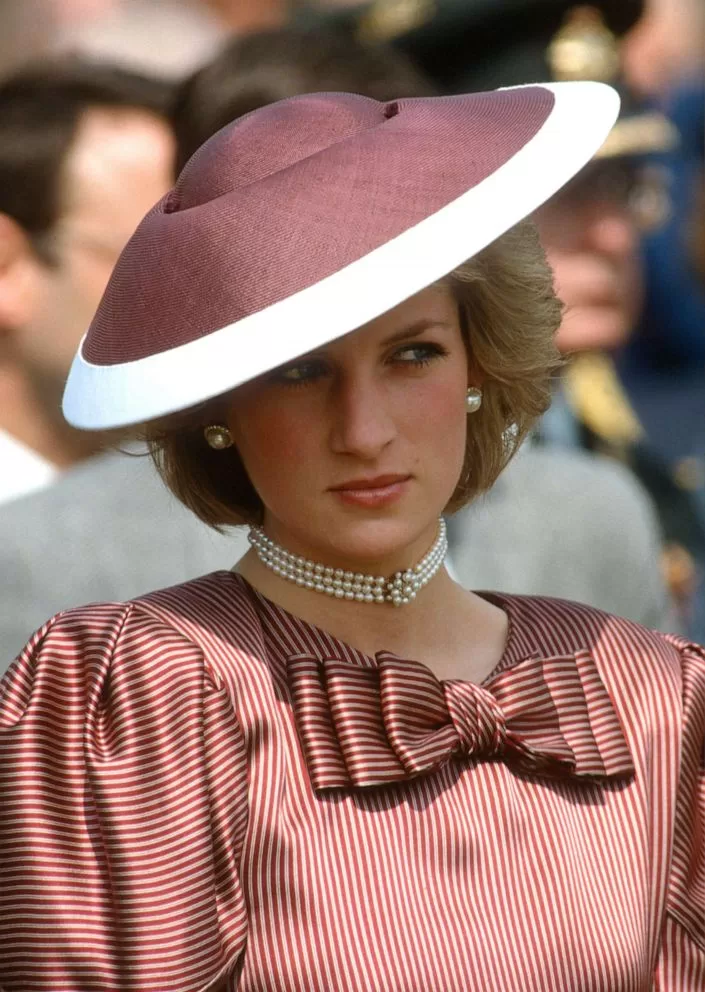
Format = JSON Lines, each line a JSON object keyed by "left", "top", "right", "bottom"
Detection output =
{"left": 63, "top": 81, "right": 619, "bottom": 430}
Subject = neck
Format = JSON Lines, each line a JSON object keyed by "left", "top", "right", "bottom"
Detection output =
{"left": 0, "top": 363, "right": 103, "bottom": 468}
{"left": 239, "top": 547, "right": 468, "bottom": 657}
{"left": 236, "top": 520, "right": 510, "bottom": 684}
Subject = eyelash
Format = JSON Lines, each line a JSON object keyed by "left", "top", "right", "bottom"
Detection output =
{"left": 272, "top": 343, "right": 449, "bottom": 387}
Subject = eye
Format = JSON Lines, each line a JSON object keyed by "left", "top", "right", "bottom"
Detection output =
{"left": 271, "top": 358, "right": 329, "bottom": 386}
{"left": 391, "top": 342, "right": 449, "bottom": 367}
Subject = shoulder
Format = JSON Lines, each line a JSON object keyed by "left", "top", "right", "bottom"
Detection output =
{"left": 0, "top": 455, "right": 247, "bottom": 667}
{"left": 495, "top": 591, "right": 689, "bottom": 698}
{"left": 456, "top": 446, "right": 660, "bottom": 547}
{"left": 1, "top": 574, "right": 266, "bottom": 742}
{"left": 2, "top": 573, "right": 258, "bottom": 688}
{"left": 450, "top": 447, "right": 670, "bottom": 629}
{"left": 497, "top": 590, "right": 672, "bottom": 652}
{"left": 499, "top": 445, "right": 659, "bottom": 524}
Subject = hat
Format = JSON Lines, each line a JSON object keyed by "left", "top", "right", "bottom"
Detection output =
{"left": 63, "top": 82, "right": 618, "bottom": 430}
{"left": 302, "top": 0, "right": 677, "bottom": 159}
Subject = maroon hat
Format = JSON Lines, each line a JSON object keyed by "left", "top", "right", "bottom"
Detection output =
{"left": 63, "top": 81, "right": 619, "bottom": 429}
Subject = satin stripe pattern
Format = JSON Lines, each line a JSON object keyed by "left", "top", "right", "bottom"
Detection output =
{"left": 1, "top": 571, "right": 704, "bottom": 991}
{"left": 287, "top": 650, "right": 636, "bottom": 790}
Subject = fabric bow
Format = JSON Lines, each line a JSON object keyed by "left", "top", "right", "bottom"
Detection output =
{"left": 286, "top": 650, "right": 634, "bottom": 791}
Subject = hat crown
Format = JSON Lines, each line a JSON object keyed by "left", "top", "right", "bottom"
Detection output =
{"left": 167, "top": 92, "right": 386, "bottom": 213}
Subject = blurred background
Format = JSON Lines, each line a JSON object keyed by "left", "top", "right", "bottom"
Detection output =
{"left": 0, "top": 0, "right": 703, "bottom": 664}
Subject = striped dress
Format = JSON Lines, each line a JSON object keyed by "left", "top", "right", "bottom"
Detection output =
{"left": 1, "top": 571, "right": 703, "bottom": 991}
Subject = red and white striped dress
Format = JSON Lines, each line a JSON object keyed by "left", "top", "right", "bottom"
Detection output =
{"left": 1, "top": 571, "right": 704, "bottom": 991}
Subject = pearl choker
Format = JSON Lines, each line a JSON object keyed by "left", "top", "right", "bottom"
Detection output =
{"left": 247, "top": 518, "right": 447, "bottom": 606}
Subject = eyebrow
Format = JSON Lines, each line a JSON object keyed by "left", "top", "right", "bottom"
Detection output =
{"left": 381, "top": 319, "right": 454, "bottom": 347}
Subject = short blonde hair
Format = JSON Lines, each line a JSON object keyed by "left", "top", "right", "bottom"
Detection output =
{"left": 143, "top": 218, "right": 563, "bottom": 528}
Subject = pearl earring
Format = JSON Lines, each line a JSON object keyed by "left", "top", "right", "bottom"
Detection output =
{"left": 204, "top": 424, "right": 233, "bottom": 450}
{"left": 465, "top": 387, "right": 483, "bottom": 413}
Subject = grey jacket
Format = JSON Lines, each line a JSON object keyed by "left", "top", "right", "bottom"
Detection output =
{"left": 0, "top": 445, "right": 672, "bottom": 673}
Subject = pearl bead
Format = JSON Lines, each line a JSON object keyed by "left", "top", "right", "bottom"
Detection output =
{"left": 247, "top": 518, "right": 446, "bottom": 608}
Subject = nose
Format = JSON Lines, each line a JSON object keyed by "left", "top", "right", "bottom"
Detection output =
{"left": 328, "top": 374, "right": 397, "bottom": 459}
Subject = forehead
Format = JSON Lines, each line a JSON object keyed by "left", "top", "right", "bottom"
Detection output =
{"left": 58, "top": 105, "right": 174, "bottom": 232}
{"left": 344, "top": 282, "right": 459, "bottom": 341}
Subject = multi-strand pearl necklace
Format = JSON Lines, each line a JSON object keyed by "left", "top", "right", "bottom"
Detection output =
{"left": 247, "top": 518, "right": 447, "bottom": 607}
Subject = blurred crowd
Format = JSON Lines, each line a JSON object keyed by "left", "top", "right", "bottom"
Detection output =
{"left": 0, "top": 0, "right": 703, "bottom": 666}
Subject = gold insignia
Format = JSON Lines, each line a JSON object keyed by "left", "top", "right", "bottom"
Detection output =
{"left": 357, "top": 0, "right": 436, "bottom": 44}
{"left": 564, "top": 352, "right": 644, "bottom": 446}
{"left": 548, "top": 6, "right": 621, "bottom": 82}
{"left": 596, "top": 113, "right": 679, "bottom": 159}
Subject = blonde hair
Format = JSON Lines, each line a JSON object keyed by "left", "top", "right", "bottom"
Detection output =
{"left": 143, "top": 218, "right": 563, "bottom": 528}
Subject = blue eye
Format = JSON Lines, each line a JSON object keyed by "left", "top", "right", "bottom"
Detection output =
{"left": 392, "top": 343, "right": 448, "bottom": 367}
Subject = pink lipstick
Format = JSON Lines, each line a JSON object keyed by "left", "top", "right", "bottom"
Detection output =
{"left": 330, "top": 475, "right": 410, "bottom": 508}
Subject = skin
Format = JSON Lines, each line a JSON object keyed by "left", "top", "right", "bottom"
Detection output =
{"left": 202, "top": 0, "right": 287, "bottom": 30}
{"left": 0, "top": 105, "right": 174, "bottom": 466}
{"left": 622, "top": 0, "right": 704, "bottom": 98}
{"left": 534, "top": 173, "right": 643, "bottom": 355}
{"left": 230, "top": 284, "right": 508, "bottom": 684}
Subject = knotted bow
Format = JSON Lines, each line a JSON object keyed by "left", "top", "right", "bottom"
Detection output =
{"left": 286, "top": 650, "right": 634, "bottom": 791}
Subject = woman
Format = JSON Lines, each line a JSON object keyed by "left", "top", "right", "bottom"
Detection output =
{"left": 1, "top": 83, "right": 703, "bottom": 990}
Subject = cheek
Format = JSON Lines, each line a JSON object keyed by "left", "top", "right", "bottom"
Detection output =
{"left": 227, "top": 394, "right": 322, "bottom": 495}
{"left": 402, "top": 374, "right": 468, "bottom": 466}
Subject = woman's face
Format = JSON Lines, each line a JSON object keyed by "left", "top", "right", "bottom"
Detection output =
{"left": 225, "top": 284, "right": 471, "bottom": 571}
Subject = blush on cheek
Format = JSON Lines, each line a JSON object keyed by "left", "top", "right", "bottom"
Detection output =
{"left": 228, "top": 401, "right": 319, "bottom": 503}
{"left": 411, "top": 376, "right": 467, "bottom": 432}
{"left": 406, "top": 377, "right": 468, "bottom": 477}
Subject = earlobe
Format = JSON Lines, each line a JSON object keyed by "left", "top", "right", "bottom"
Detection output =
{"left": 0, "top": 213, "right": 40, "bottom": 334}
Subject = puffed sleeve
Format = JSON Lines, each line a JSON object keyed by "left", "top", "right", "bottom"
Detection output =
{"left": 654, "top": 638, "right": 705, "bottom": 988}
{"left": 0, "top": 603, "right": 250, "bottom": 991}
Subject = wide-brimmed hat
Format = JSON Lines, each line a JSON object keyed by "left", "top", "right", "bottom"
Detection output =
{"left": 63, "top": 82, "right": 618, "bottom": 430}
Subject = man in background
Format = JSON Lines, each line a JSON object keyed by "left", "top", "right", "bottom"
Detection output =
{"left": 0, "top": 59, "right": 174, "bottom": 503}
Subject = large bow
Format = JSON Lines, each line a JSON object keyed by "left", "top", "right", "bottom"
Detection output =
{"left": 286, "top": 650, "right": 634, "bottom": 791}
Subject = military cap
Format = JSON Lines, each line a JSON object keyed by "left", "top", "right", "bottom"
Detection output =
{"left": 300, "top": 0, "right": 677, "bottom": 157}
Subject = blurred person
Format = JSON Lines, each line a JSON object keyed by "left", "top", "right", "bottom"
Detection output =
{"left": 622, "top": 0, "right": 704, "bottom": 100}
{"left": 0, "top": 58, "right": 174, "bottom": 503}
{"left": 0, "top": 451, "right": 247, "bottom": 668}
{"left": 53, "top": 0, "right": 292, "bottom": 81}
{"left": 617, "top": 0, "right": 705, "bottom": 479}
{"left": 616, "top": 75, "right": 705, "bottom": 636}
{"left": 0, "top": 23, "right": 670, "bottom": 673}
{"left": 201, "top": 0, "right": 289, "bottom": 32}
{"left": 171, "top": 23, "right": 435, "bottom": 171}
{"left": 54, "top": 0, "right": 227, "bottom": 80}
{"left": 312, "top": 0, "right": 705, "bottom": 631}
{"left": 0, "top": 0, "right": 56, "bottom": 79}
{"left": 3, "top": 77, "right": 705, "bottom": 991}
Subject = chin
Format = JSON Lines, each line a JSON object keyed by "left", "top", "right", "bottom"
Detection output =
{"left": 280, "top": 509, "right": 441, "bottom": 573}
{"left": 325, "top": 516, "right": 428, "bottom": 562}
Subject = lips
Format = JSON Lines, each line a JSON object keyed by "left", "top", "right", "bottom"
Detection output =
{"left": 330, "top": 474, "right": 410, "bottom": 491}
